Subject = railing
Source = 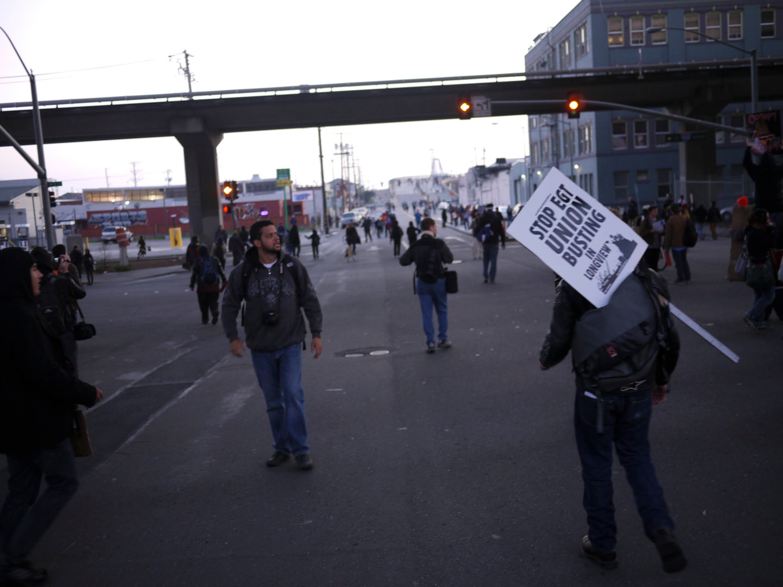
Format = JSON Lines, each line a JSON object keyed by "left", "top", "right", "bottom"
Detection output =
{"left": 1, "top": 58, "right": 777, "bottom": 112}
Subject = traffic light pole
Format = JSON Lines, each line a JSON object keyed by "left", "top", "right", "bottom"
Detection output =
{"left": 491, "top": 99, "right": 752, "bottom": 137}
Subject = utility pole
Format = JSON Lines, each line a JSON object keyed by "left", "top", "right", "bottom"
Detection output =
{"left": 130, "top": 161, "right": 140, "bottom": 187}
{"left": 317, "top": 127, "right": 329, "bottom": 234}
{"left": 169, "top": 50, "right": 195, "bottom": 97}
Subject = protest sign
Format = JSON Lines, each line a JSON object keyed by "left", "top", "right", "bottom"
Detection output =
{"left": 507, "top": 168, "right": 646, "bottom": 308}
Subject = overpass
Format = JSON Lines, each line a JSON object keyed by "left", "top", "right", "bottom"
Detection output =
{"left": 2, "top": 59, "right": 782, "bottom": 240}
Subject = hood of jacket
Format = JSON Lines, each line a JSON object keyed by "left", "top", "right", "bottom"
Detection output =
{"left": 0, "top": 248, "right": 35, "bottom": 302}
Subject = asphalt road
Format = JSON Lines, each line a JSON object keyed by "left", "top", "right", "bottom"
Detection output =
{"left": 2, "top": 222, "right": 782, "bottom": 587}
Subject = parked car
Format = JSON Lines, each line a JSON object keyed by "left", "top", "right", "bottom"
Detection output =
{"left": 101, "top": 226, "right": 134, "bottom": 243}
{"left": 340, "top": 212, "right": 358, "bottom": 228}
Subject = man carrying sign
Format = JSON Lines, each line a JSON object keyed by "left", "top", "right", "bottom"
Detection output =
{"left": 513, "top": 169, "right": 687, "bottom": 574}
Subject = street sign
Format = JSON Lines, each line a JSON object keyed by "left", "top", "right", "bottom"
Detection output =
{"left": 472, "top": 95, "right": 491, "bottom": 117}
{"left": 664, "top": 133, "right": 683, "bottom": 143}
{"left": 276, "top": 168, "right": 292, "bottom": 187}
{"left": 48, "top": 180, "right": 63, "bottom": 187}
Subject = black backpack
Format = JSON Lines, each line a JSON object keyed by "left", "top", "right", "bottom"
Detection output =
{"left": 416, "top": 240, "right": 445, "bottom": 284}
{"left": 572, "top": 271, "right": 676, "bottom": 394}
{"left": 199, "top": 257, "right": 219, "bottom": 285}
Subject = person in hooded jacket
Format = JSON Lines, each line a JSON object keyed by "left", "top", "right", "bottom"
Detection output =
{"left": 0, "top": 248, "right": 103, "bottom": 586}
{"left": 30, "top": 247, "right": 86, "bottom": 378}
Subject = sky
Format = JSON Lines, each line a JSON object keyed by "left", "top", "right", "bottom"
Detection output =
{"left": 1, "top": 0, "right": 579, "bottom": 193}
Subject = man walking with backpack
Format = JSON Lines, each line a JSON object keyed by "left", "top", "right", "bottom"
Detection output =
{"left": 399, "top": 217, "right": 454, "bottom": 353}
{"left": 538, "top": 261, "right": 686, "bottom": 574}
{"left": 473, "top": 205, "right": 505, "bottom": 284}
{"left": 189, "top": 245, "right": 227, "bottom": 324}
{"left": 222, "top": 220, "right": 323, "bottom": 471}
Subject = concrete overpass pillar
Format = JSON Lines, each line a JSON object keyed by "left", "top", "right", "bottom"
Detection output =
{"left": 173, "top": 118, "right": 223, "bottom": 245}
{"left": 677, "top": 125, "right": 718, "bottom": 208}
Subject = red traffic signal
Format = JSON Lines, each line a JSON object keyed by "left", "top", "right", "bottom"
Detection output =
{"left": 566, "top": 93, "right": 583, "bottom": 119}
{"left": 222, "top": 203, "right": 232, "bottom": 215}
{"left": 457, "top": 97, "right": 473, "bottom": 119}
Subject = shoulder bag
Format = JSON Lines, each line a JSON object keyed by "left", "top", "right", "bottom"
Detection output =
{"left": 73, "top": 302, "right": 97, "bottom": 341}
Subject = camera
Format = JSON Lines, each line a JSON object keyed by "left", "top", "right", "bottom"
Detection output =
{"left": 262, "top": 310, "right": 279, "bottom": 325}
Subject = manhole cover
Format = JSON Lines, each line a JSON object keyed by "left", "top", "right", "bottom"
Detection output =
{"left": 336, "top": 347, "right": 393, "bottom": 358}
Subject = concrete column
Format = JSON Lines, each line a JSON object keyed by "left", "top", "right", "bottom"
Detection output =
{"left": 173, "top": 118, "right": 223, "bottom": 245}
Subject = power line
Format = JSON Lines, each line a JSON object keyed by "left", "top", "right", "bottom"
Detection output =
{"left": 0, "top": 57, "right": 166, "bottom": 85}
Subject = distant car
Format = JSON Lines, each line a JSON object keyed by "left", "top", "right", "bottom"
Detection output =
{"left": 101, "top": 226, "right": 134, "bottom": 243}
{"left": 340, "top": 212, "right": 358, "bottom": 228}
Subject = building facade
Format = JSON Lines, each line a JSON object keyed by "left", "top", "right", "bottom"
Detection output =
{"left": 525, "top": 0, "right": 782, "bottom": 208}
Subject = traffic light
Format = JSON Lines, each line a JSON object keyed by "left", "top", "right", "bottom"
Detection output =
{"left": 48, "top": 190, "right": 57, "bottom": 208}
{"left": 222, "top": 203, "right": 233, "bottom": 215}
{"left": 566, "top": 93, "right": 583, "bottom": 119}
{"left": 457, "top": 97, "right": 473, "bottom": 119}
{"left": 222, "top": 180, "right": 238, "bottom": 201}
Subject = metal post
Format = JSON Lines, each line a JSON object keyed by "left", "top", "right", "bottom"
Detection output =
{"left": 750, "top": 49, "right": 758, "bottom": 113}
{"left": 317, "top": 127, "right": 329, "bottom": 235}
{"left": 30, "top": 74, "right": 54, "bottom": 249}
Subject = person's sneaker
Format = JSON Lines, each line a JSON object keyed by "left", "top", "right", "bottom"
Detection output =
{"left": 652, "top": 528, "right": 687, "bottom": 573}
{"left": 581, "top": 535, "right": 618, "bottom": 570}
{"left": 265, "top": 451, "right": 290, "bottom": 468}
{"left": 294, "top": 453, "right": 313, "bottom": 471}
{"left": 426, "top": 343, "right": 436, "bottom": 354}
{"left": 3, "top": 560, "right": 48, "bottom": 584}
{"left": 437, "top": 340, "right": 452, "bottom": 349}
{"left": 211, "top": 316, "right": 219, "bottom": 325}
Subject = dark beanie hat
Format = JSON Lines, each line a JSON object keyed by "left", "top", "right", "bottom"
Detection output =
{"left": 0, "top": 247, "right": 35, "bottom": 301}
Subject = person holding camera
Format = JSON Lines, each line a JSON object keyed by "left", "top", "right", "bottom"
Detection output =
{"left": 221, "top": 220, "right": 323, "bottom": 471}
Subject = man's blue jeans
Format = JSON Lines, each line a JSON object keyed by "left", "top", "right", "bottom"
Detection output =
{"left": 671, "top": 247, "right": 690, "bottom": 282}
{"left": 416, "top": 278, "right": 448, "bottom": 345}
{"left": 0, "top": 440, "right": 79, "bottom": 565}
{"left": 573, "top": 389, "right": 674, "bottom": 552}
{"left": 251, "top": 344, "right": 309, "bottom": 455}
{"left": 482, "top": 243, "right": 499, "bottom": 282}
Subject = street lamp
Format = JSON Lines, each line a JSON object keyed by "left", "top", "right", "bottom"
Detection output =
{"left": 647, "top": 26, "right": 758, "bottom": 113}
{"left": 0, "top": 26, "right": 54, "bottom": 249}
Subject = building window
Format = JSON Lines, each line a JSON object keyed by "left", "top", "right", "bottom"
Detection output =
{"left": 705, "top": 11, "right": 722, "bottom": 41}
{"left": 612, "top": 120, "right": 628, "bottom": 150}
{"left": 634, "top": 120, "right": 649, "bottom": 148}
{"left": 728, "top": 10, "right": 743, "bottom": 40}
{"left": 650, "top": 14, "right": 667, "bottom": 44}
{"left": 761, "top": 9, "right": 775, "bottom": 38}
{"left": 613, "top": 171, "right": 629, "bottom": 201}
{"left": 575, "top": 22, "right": 588, "bottom": 58}
{"left": 657, "top": 168, "right": 673, "bottom": 199}
{"left": 684, "top": 12, "right": 701, "bottom": 43}
{"left": 579, "top": 124, "right": 592, "bottom": 155}
{"left": 655, "top": 118, "right": 670, "bottom": 147}
{"left": 608, "top": 16, "right": 624, "bottom": 47}
{"left": 580, "top": 173, "right": 594, "bottom": 195}
{"left": 630, "top": 15, "right": 645, "bottom": 46}
{"left": 559, "top": 38, "right": 572, "bottom": 69}
{"left": 637, "top": 169, "right": 649, "bottom": 182}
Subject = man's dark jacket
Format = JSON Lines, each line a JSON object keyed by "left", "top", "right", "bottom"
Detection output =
{"left": 0, "top": 249, "right": 98, "bottom": 453}
{"left": 399, "top": 233, "right": 454, "bottom": 280}
{"left": 473, "top": 211, "right": 506, "bottom": 246}
{"left": 539, "top": 265, "right": 679, "bottom": 391}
